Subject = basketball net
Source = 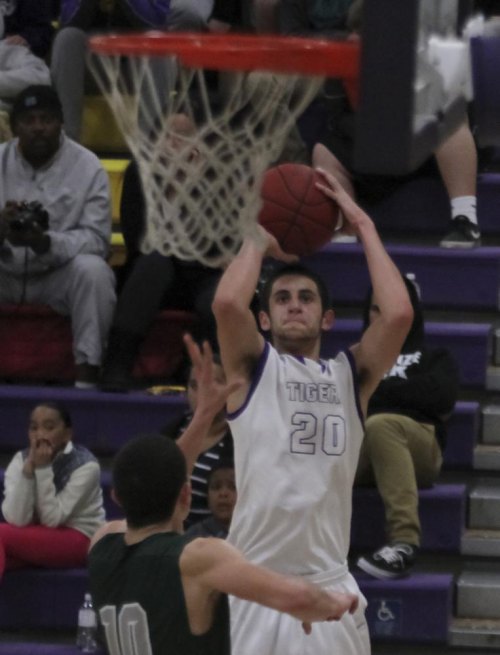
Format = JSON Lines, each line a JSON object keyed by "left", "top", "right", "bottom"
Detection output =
{"left": 88, "top": 33, "right": 358, "bottom": 267}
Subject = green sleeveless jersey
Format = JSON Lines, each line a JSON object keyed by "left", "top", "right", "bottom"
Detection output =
{"left": 88, "top": 531, "right": 230, "bottom": 655}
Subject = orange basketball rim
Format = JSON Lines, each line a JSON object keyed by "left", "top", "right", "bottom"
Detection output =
{"left": 89, "top": 32, "right": 361, "bottom": 107}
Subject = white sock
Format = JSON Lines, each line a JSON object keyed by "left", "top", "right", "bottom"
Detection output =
{"left": 451, "top": 196, "right": 478, "bottom": 224}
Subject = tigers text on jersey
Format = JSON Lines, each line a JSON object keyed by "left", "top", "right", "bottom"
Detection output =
{"left": 227, "top": 342, "right": 364, "bottom": 575}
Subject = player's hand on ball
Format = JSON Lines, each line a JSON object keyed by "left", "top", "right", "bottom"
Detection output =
{"left": 314, "top": 167, "right": 372, "bottom": 236}
{"left": 256, "top": 224, "right": 299, "bottom": 263}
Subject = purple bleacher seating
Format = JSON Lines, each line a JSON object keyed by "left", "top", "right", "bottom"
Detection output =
{"left": 0, "top": 645, "right": 103, "bottom": 655}
{"left": 470, "top": 36, "right": 500, "bottom": 148}
{"left": 0, "top": 567, "right": 452, "bottom": 645}
{"left": 0, "top": 569, "right": 88, "bottom": 630}
{"left": 364, "top": 175, "right": 450, "bottom": 236}
{"left": 305, "top": 242, "right": 500, "bottom": 310}
{"left": 351, "top": 484, "right": 467, "bottom": 553}
{"left": 356, "top": 572, "right": 454, "bottom": 643}
{"left": 0, "top": 385, "right": 188, "bottom": 457}
{"left": 321, "top": 319, "right": 491, "bottom": 388}
{"left": 358, "top": 173, "right": 500, "bottom": 236}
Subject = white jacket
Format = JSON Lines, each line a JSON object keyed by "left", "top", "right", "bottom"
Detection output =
{"left": 0, "top": 41, "right": 51, "bottom": 110}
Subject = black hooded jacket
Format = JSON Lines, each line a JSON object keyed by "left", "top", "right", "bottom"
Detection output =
{"left": 362, "top": 276, "right": 460, "bottom": 450}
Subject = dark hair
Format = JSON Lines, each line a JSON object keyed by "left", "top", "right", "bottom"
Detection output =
{"left": 112, "top": 434, "right": 187, "bottom": 528}
{"left": 259, "top": 263, "right": 332, "bottom": 314}
{"left": 10, "top": 85, "right": 63, "bottom": 130}
{"left": 32, "top": 401, "right": 72, "bottom": 428}
{"left": 207, "top": 457, "right": 234, "bottom": 485}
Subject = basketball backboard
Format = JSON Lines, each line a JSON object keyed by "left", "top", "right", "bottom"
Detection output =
{"left": 353, "top": 0, "right": 474, "bottom": 175}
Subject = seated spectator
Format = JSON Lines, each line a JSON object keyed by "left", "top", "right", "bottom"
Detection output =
{"left": 101, "top": 114, "right": 223, "bottom": 391}
{"left": 355, "top": 274, "right": 459, "bottom": 579}
{"left": 278, "top": 0, "right": 482, "bottom": 247}
{"left": 88, "top": 336, "right": 357, "bottom": 655}
{"left": 162, "top": 351, "right": 233, "bottom": 529}
{"left": 0, "top": 0, "right": 54, "bottom": 59}
{"left": 185, "top": 458, "right": 236, "bottom": 539}
{"left": 0, "top": 85, "right": 116, "bottom": 388}
{"left": 51, "top": 0, "right": 217, "bottom": 142}
{"left": 0, "top": 401, "right": 105, "bottom": 579}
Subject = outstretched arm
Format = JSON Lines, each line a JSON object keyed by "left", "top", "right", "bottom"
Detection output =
{"left": 182, "top": 537, "right": 358, "bottom": 633}
{"left": 175, "top": 335, "right": 242, "bottom": 475}
{"left": 316, "top": 169, "right": 413, "bottom": 413}
{"left": 212, "top": 227, "right": 296, "bottom": 412}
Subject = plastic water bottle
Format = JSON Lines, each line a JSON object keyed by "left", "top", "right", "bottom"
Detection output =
{"left": 76, "top": 593, "right": 98, "bottom": 653}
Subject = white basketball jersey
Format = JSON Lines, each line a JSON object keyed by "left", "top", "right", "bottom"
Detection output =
{"left": 227, "top": 341, "right": 364, "bottom": 575}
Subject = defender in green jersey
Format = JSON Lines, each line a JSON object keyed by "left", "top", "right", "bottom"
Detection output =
{"left": 89, "top": 337, "right": 359, "bottom": 655}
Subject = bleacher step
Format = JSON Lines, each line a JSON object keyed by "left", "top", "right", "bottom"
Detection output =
{"left": 0, "top": 644, "right": 103, "bottom": 655}
{"left": 0, "top": 386, "right": 478, "bottom": 470}
{"left": 0, "top": 569, "right": 87, "bottom": 630}
{"left": 351, "top": 484, "right": 466, "bottom": 553}
{"left": 456, "top": 571, "right": 500, "bottom": 619}
{"left": 0, "top": 385, "right": 188, "bottom": 456}
{"left": 323, "top": 319, "right": 491, "bottom": 389}
{"left": 482, "top": 404, "right": 500, "bottom": 445}
{"left": 449, "top": 617, "right": 500, "bottom": 650}
{"left": 362, "top": 171, "right": 500, "bottom": 238}
{"left": 462, "top": 528, "right": 500, "bottom": 557}
{"left": 486, "top": 365, "right": 500, "bottom": 391}
{"left": 444, "top": 401, "right": 479, "bottom": 470}
{"left": 494, "top": 328, "right": 500, "bottom": 365}
{"left": 306, "top": 243, "right": 500, "bottom": 311}
{"left": 473, "top": 444, "right": 500, "bottom": 471}
{"left": 356, "top": 573, "right": 453, "bottom": 644}
{"left": 469, "top": 481, "right": 500, "bottom": 529}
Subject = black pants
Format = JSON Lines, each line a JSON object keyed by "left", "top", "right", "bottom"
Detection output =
{"left": 113, "top": 250, "right": 221, "bottom": 350}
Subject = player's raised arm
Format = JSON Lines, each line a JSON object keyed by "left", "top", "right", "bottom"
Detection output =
{"left": 176, "top": 335, "right": 242, "bottom": 474}
{"left": 212, "top": 227, "right": 296, "bottom": 411}
{"left": 315, "top": 169, "right": 413, "bottom": 412}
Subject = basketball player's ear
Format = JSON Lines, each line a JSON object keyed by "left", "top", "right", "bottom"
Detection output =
{"left": 179, "top": 481, "right": 192, "bottom": 516}
{"left": 321, "top": 308, "right": 335, "bottom": 331}
{"left": 258, "top": 310, "right": 271, "bottom": 332}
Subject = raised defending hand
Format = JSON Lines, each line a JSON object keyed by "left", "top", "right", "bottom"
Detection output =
{"left": 177, "top": 335, "right": 243, "bottom": 471}
{"left": 183, "top": 334, "right": 243, "bottom": 419}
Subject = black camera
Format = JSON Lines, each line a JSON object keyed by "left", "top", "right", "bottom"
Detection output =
{"left": 9, "top": 201, "right": 49, "bottom": 233}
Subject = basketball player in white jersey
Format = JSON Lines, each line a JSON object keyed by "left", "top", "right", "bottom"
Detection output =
{"left": 212, "top": 168, "right": 413, "bottom": 655}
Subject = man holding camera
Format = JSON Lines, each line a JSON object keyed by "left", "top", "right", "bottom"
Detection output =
{"left": 0, "top": 85, "right": 116, "bottom": 388}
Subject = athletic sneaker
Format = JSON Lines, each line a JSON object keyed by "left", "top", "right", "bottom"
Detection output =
{"left": 440, "top": 215, "right": 481, "bottom": 248}
{"left": 356, "top": 543, "right": 418, "bottom": 580}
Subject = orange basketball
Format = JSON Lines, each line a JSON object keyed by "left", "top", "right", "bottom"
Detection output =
{"left": 258, "top": 163, "right": 340, "bottom": 256}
